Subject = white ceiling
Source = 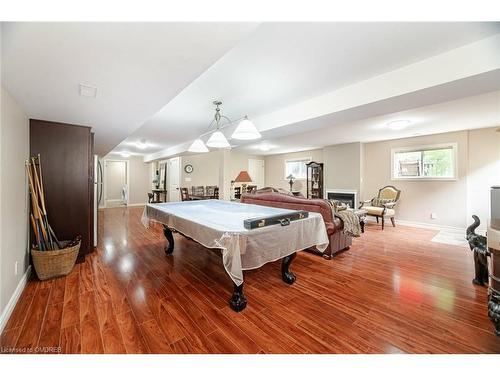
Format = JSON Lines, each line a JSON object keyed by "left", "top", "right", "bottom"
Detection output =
{"left": 236, "top": 90, "right": 500, "bottom": 155}
{"left": 112, "top": 22, "right": 500, "bottom": 157}
{"left": 2, "top": 22, "right": 499, "bottom": 158}
{"left": 1, "top": 22, "right": 259, "bottom": 154}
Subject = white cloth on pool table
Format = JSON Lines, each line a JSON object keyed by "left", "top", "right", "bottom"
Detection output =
{"left": 141, "top": 200, "right": 328, "bottom": 286}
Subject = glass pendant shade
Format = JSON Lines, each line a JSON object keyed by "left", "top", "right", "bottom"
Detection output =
{"left": 206, "top": 131, "right": 230, "bottom": 148}
{"left": 188, "top": 139, "right": 209, "bottom": 153}
{"left": 231, "top": 118, "right": 261, "bottom": 140}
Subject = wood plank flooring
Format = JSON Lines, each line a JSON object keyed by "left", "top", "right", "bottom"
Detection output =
{"left": 1, "top": 206, "right": 499, "bottom": 353}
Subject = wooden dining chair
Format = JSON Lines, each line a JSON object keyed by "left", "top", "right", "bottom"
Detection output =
{"left": 205, "top": 185, "right": 217, "bottom": 198}
{"left": 192, "top": 186, "right": 205, "bottom": 197}
{"left": 148, "top": 192, "right": 161, "bottom": 204}
{"left": 180, "top": 187, "right": 191, "bottom": 201}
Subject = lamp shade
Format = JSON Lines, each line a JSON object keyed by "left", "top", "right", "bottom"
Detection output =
{"left": 188, "top": 139, "right": 209, "bottom": 153}
{"left": 231, "top": 118, "right": 261, "bottom": 140}
{"left": 234, "top": 170, "right": 252, "bottom": 183}
{"left": 206, "top": 130, "right": 230, "bottom": 148}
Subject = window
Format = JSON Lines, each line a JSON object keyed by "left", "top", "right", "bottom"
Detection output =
{"left": 284, "top": 157, "right": 311, "bottom": 179}
{"left": 391, "top": 143, "right": 457, "bottom": 180}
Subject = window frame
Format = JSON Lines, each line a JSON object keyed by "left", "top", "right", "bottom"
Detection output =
{"left": 284, "top": 157, "right": 312, "bottom": 180}
{"left": 391, "top": 142, "right": 458, "bottom": 181}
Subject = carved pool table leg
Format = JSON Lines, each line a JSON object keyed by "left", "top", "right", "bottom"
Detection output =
{"left": 162, "top": 225, "right": 174, "bottom": 254}
{"left": 282, "top": 252, "right": 297, "bottom": 284}
{"left": 229, "top": 283, "right": 247, "bottom": 312}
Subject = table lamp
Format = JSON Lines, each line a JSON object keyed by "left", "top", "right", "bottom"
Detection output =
{"left": 286, "top": 174, "right": 296, "bottom": 192}
{"left": 234, "top": 170, "right": 253, "bottom": 192}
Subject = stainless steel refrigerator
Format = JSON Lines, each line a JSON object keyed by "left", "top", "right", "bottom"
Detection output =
{"left": 93, "top": 155, "right": 103, "bottom": 247}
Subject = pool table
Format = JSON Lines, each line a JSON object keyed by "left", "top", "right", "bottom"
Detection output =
{"left": 142, "top": 200, "right": 328, "bottom": 311}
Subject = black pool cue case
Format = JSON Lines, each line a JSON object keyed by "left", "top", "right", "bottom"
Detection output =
{"left": 244, "top": 211, "right": 309, "bottom": 230}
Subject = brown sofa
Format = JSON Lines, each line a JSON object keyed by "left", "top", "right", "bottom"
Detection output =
{"left": 241, "top": 192, "right": 352, "bottom": 259}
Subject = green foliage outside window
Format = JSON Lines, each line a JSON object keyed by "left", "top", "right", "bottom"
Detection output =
{"left": 422, "top": 148, "right": 453, "bottom": 177}
{"left": 394, "top": 146, "right": 454, "bottom": 179}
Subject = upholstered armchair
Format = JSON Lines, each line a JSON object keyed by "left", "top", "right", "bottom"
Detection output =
{"left": 359, "top": 185, "right": 401, "bottom": 230}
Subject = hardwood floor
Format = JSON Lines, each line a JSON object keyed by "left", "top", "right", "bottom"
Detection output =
{"left": 1, "top": 206, "right": 499, "bottom": 354}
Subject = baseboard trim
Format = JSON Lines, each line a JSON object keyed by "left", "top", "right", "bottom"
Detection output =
{"left": 101, "top": 203, "right": 146, "bottom": 209}
{"left": 0, "top": 265, "right": 32, "bottom": 334}
{"left": 365, "top": 216, "right": 465, "bottom": 232}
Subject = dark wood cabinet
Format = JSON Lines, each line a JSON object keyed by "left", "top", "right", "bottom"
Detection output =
{"left": 30, "top": 119, "right": 94, "bottom": 261}
{"left": 306, "top": 161, "right": 324, "bottom": 199}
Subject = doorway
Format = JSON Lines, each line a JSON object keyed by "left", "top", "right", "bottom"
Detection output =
{"left": 248, "top": 159, "right": 265, "bottom": 188}
{"left": 168, "top": 157, "right": 181, "bottom": 202}
{"left": 158, "top": 160, "right": 167, "bottom": 191}
{"left": 104, "top": 159, "right": 129, "bottom": 208}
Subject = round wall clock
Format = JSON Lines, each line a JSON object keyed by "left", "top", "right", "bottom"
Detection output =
{"left": 184, "top": 164, "right": 194, "bottom": 173}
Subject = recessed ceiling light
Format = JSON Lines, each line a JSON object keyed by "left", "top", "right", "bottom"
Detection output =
{"left": 119, "top": 151, "right": 130, "bottom": 158}
{"left": 79, "top": 84, "right": 98, "bottom": 98}
{"left": 259, "top": 144, "right": 272, "bottom": 151}
{"left": 386, "top": 120, "right": 411, "bottom": 130}
{"left": 136, "top": 139, "right": 148, "bottom": 149}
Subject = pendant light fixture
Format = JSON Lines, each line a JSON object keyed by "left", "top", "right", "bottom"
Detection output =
{"left": 187, "top": 101, "right": 261, "bottom": 153}
{"left": 205, "top": 101, "right": 230, "bottom": 148}
{"left": 206, "top": 130, "right": 230, "bottom": 148}
{"left": 188, "top": 139, "right": 209, "bottom": 153}
{"left": 231, "top": 116, "right": 261, "bottom": 140}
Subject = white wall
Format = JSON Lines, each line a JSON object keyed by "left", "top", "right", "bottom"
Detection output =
{"left": 361, "top": 128, "right": 500, "bottom": 230}
{"left": 105, "top": 160, "right": 127, "bottom": 200}
{"left": 264, "top": 149, "right": 323, "bottom": 196}
{"left": 179, "top": 150, "right": 263, "bottom": 199}
{"left": 261, "top": 127, "right": 499, "bottom": 230}
{"left": 0, "top": 86, "right": 30, "bottom": 326}
{"left": 219, "top": 149, "right": 232, "bottom": 200}
{"left": 230, "top": 151, "right": 264, "bottom": 189}
{"left": 102, "top": 155, "right": 151, "bottom": 206}
{"left": 323, "top": 142, "right": 362, "bottom": 197}
{"left": 181, "top": 151, "right": 220, "bottom": 189}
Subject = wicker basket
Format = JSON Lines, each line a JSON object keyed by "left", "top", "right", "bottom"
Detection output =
{"left": 31, "top": 240, "right": 80, "bottom": 280}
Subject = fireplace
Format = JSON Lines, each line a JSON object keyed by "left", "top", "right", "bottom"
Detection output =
{"left": 325, "top": 189, "right": 358, "bottom": 209}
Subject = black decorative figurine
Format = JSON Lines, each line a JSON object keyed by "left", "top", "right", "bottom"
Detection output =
{"left": 466, "top": 215, "right": 489, "bottom": 286}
